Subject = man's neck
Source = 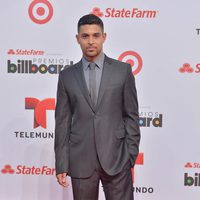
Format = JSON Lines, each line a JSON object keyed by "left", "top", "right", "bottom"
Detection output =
{"left": 83, "top": 52, "right": 104, "bottom": 62}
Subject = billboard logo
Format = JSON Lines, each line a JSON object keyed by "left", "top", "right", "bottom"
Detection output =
{"left": 1, "top": 165, "right": 15, "bottom": 174}
{"left": 7, "top": 60, "right": 66, "bottom": 74}
{"left": 118, "top": 51, "right": 143, "bottom": 76}
{"left": 28, "top": 0, "right": 53, "bottom": 24}
{"left": 25, "top": 98, "right": 55, "bottom": 128}
{"left": 139, "top": 114, "right": 163, "bottom": 127}
{"left": 91, "top": 7, "right": 104, "bottom": 17}
{"left": 184, "top": 173, "right": 200, "bottom": 187}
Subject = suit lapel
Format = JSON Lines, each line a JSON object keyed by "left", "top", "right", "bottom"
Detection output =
{"left": 96, "top": 56, "right": 113, "bottom": 111}
{"left": 74, "top": 61, "right": 95, "bottom": 112}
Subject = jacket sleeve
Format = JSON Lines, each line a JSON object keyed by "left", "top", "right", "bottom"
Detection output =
{"left": 54, "top": 72, "right": 72, "bottom": 175}
{"left": 123, "top": 64, "right": 141, "bottom": 167}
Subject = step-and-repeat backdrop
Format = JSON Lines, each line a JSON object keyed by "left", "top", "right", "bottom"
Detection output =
{"left": 0, "top": 1, "right": 199, "bottom": 200}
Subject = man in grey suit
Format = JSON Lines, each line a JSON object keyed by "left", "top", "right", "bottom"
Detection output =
{"left": 55, "top": 14, "right": 140, "bottom": 200}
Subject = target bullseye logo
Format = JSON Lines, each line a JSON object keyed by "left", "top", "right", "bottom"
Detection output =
{"left": 118, "top": 51, "right": 143, "bottom": 75}
{"left": 28, "top": 0, "right": 53, "bottom": 24}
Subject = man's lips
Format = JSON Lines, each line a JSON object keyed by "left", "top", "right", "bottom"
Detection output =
{"left": 87, "top": 47, "right": 96, "bottom": 51}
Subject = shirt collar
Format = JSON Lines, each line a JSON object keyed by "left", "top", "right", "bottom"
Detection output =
{"left": 82, "top": 52, "right": 105, "bottom": 70}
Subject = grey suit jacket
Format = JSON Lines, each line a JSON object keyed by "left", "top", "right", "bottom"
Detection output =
{"left": 54, "top": 55, "right": 140, "bottom": 178}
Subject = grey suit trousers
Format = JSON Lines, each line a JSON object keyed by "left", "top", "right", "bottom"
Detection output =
{"left": 71, "top": 159, "right": 133, "bottom": 200}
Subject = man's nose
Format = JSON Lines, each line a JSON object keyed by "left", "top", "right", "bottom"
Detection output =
{"left": 88, "top": 37, "right": 94, "bottom": 44}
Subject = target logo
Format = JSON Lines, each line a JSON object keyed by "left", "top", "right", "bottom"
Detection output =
{"left": 118, "top": 51, "right": 143, "bottom": 75}
{"left": 28, "top": 0, "right": 53, "bottom": 24}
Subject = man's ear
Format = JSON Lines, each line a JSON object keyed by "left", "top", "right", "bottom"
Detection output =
{"left": 76, "top": 34, "right": 80, "bottom": 44}
{"left": 103, "top": 33, "right": 107, "bottom": 43}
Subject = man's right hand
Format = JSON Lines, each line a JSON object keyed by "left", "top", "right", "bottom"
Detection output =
{"left": 56, "top": 173, "right": 69, "bottom": 187}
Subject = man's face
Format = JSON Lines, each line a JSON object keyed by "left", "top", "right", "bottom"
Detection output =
{"left": 76, "top": 24, "right": 106, "bottom": 61}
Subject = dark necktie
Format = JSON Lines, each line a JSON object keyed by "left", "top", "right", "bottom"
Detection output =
{"left": 89, "top": 62, "right": 97, "bottom": 106}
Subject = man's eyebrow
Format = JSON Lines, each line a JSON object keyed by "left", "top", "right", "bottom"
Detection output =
{"left": 80, "top": 33, "right": 89, "bottom": 36}
{"left": 80, "top": 32, "right": 101, "bottom": 36}
{"left": 93, "top": 32, "right": 101, "bottom": 35}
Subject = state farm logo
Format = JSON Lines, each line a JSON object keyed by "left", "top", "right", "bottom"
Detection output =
{"left": 184, "top": 162, "right": 200, "bottom": 169}
{"left": 1, "top": 164, "right": 55, "bottom": 175}
{"left": 28, "top": 0, "right": 53, "bottom": 24}
{"left": 7, "top": 49, "right": 44, "bottom": 56}
{"left": 91, "top": 8, "right": 104, "bottom": 17}
{"left": 7, "top": 49, "right": 15, "bottom": 55}
{"left": 1, "top": 165, "right": 15, "bottom": 174}
{"left": 179, "top": 63, "right": 200, "bottom": 73}
{"left": 91, "top": 7, "right": 158, "bottom": 19}
{"left": 118, "top": 51, "right": 143, "bottom": 76}
{"left": 25, "top": 97, "right": 55, "bottom": 129}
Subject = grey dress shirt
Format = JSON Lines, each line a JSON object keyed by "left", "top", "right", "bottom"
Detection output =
{"left": 81, "top": 53, "right": 105, "bottom": 99}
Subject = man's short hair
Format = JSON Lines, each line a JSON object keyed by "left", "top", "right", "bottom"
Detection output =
{"left": 77, "top": 14, "right": 104, "bottom": 32}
